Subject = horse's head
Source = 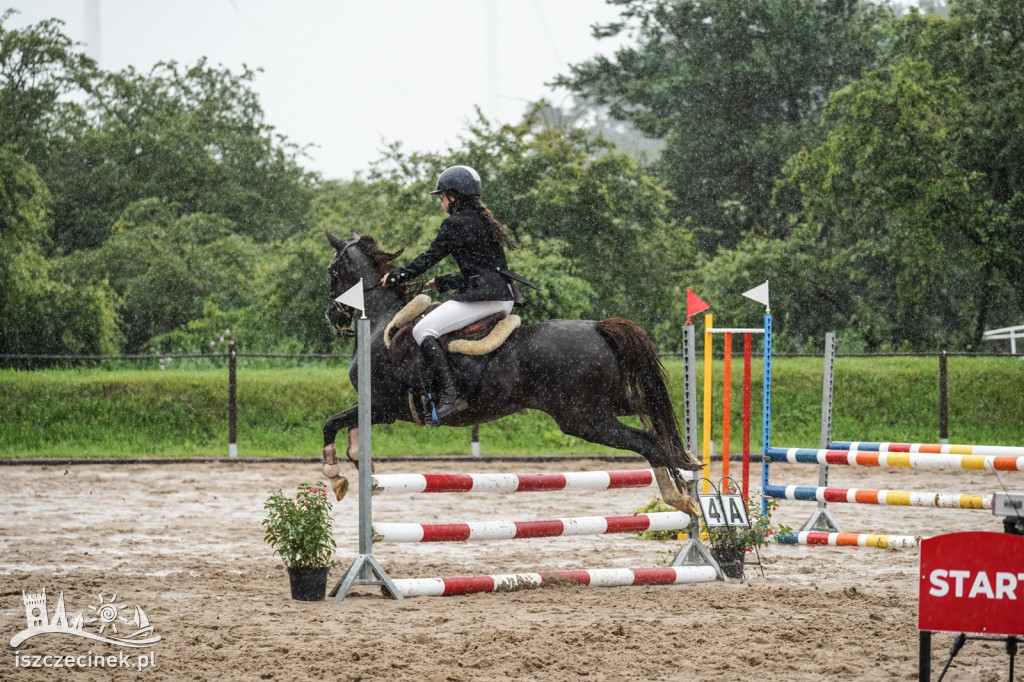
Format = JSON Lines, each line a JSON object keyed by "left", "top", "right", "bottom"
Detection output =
{"left": 324, "top": 231, "right": 406, "bottom": 333}
{"left": 325, "top": 231, "right": 361, "bottom": 332}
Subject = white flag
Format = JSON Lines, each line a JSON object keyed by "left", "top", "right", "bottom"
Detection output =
{"left": 742, "top": 280, "right": 770, "bottom": 309}
{"left": 335, "top": 279, "right": 365, "bottom": 317}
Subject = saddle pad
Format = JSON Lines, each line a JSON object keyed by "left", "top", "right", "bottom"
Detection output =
{"left": 385, "top": 296, "right": 520, "bottom": 364}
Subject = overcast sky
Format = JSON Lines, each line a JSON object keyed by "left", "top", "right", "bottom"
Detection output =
{"left": 6, "top": 1, "right": 629, "bottom": 180}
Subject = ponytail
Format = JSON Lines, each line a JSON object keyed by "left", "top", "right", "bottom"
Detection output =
{"left": 445, "top": 191, "right": 519, "bottom": 250}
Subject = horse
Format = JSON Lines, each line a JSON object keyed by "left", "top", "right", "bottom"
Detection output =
{"left": 320, "top": 231, "right": 702, "bottom": 515}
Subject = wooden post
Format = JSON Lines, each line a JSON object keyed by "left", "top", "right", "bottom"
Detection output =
{"left": 228, "top": 340, "right": 237, "bottom": 458}
{"left": 939, "top": 346, "right": 948, "bottom": 444}
{"left": 919, "top": 630, "right": 931, "bottom": 682}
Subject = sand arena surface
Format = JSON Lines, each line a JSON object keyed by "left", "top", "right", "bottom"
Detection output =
{"left": 0, "top": 458, "right": 1017, "bottom": 680}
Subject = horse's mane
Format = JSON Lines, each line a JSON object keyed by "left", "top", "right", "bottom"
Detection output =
{"left": 355, "top": 235, "right": 416, "bottom": 303}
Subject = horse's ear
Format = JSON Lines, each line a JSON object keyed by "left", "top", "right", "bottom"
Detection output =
{"left": 350, "top": 231, "right": 360, "bottom": 241}
{"left": 326, "top": 231, "right": 346, "bottom": 250}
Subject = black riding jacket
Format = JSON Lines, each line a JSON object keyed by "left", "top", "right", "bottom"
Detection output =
{"left": 388, "top": 211, "right": 528, "bottom": 303}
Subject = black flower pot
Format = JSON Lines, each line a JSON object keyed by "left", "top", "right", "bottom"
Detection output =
{"left": 710, "top": 545, "right": 745, "bottom": 579}
{"left": 288, "top": 566, "right": 329, "bottom": 601}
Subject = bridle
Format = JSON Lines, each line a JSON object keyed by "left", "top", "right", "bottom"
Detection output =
{"left": 324, "top": 235, "right": 427, "bottom": 337}
{"left": 326, "top": 237, "right": 360, "bottom": 336}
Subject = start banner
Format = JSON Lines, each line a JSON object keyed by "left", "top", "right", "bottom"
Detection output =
{"left": 918, "top": 532, "right": 1024, "bottom": 637}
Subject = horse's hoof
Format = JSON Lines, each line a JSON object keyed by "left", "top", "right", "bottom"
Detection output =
{"left": 330, "top": 476, "right": 349, "bottom": 501}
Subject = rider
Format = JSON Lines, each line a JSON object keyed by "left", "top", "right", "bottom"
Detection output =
{"left": 381, "top": 165, "right": 532, "bottom": 422}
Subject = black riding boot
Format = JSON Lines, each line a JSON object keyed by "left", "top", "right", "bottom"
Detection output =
{"left": 420, "top": 336, "right": 468, "bottom": 422}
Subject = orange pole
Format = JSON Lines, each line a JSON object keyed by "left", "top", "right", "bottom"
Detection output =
{"left": 722, "top": 332, "right": 732, "bottom": 482}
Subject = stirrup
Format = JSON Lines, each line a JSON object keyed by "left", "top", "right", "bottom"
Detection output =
{"left": 428, "top": 392, "right": 468, "bottom": 425}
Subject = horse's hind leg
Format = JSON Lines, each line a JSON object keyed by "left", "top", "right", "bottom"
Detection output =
{"left": 552, "top": 415, "right": 699, "bottom": 516}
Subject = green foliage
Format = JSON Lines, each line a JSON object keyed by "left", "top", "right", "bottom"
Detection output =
{"left": 773, "top": 1, "right": 1024, "bottom": 350}
{"left": 0, "top": 10, "right": 97, "bottom": 159}
{"left": 557, "top": 0, "right": 891, "bottom": 252}
{"left": 633, "top": 498, "right": 685, "bottom": 541}
{"left": 41, "top": 59, "right": 316, "bottom": 251}
{"left": 0, "top": 148, "right": 121, "bottom": 355}
{"left": 60, "top": 200, "right": 264, "bottom": 351}
{"left": 262, "top": 482, "right": 336, "bottom": 568}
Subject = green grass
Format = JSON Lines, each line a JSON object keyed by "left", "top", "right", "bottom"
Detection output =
{"left": 1, "top": 356, "right": 1022, "bottom": 458}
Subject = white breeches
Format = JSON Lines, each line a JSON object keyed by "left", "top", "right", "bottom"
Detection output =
{"left": 412, "top": 299, "right": 514, "bottom": 345}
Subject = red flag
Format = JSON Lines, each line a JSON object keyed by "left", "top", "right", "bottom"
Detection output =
{"left": 686, "top": 288, "right": 710, "bottom": 325}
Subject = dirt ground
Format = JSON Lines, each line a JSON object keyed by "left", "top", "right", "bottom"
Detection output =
{"left": 0, "top": 457, "right": 1017, "bottom": 681}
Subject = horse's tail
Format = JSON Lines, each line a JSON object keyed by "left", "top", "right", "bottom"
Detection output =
{"left": 596, "top": 318, "right": 691, "bottom": 488}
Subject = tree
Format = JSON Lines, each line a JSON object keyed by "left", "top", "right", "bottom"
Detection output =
{"left": 774, "top": 1, "right": 1024, "bottom": 349}
{"left": 0, "top": 10, "right": 97, "bottom": 161}
{"left": 60, "top": 198, "right": 264, "bottom": 352}
{"left": 42, "top": 59, "right": 316, "bottom": 252}
{"left": 0, "top": 148, "right": 120, "bottom": 356}
{"left": 557, "top": 0, "right": 890, "bottom": 253}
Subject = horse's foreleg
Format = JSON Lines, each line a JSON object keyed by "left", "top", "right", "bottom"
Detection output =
{"left": 322, "top": 402, "right": 401, "bottom": 499}
{"left": 322, "top": 405, "right": 360, "bottom": 500}
{"left": 324, "top": 405, "right": 359, "bottom": 448}
{"left": 654, "top": 467, "right": 700, "bottom": 517}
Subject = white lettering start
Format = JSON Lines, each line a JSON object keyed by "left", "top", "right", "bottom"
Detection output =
{"left": 928, "top": 569, "right": 1024, "bottom": 599}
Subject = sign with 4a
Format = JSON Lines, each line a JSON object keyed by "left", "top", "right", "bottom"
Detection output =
{"left": 698, "top": 493, "right": 749, "bottom": 528}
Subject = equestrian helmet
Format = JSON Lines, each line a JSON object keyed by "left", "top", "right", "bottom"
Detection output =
{"left": 430, "top": 165, "right": 482, "bottom": 197}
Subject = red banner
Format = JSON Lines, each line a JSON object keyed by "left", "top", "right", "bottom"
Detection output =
{"left": 919, "top": 532, "right": 1024, "bottom": 636}
{"left": 686, "top": 288, "right": 710, "bottom": 324}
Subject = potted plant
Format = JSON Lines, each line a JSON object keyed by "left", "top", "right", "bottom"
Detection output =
{"left": 703, "top": 492, "right": 790, "bottom": 579}
{"left": 263, "top": 482, "right": 337, "bottom": 601}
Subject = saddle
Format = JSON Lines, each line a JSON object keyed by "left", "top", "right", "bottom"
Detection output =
{"left": 384, "top": 294, "right": 520, "bottom": 364}
{"left": 383, "top": 295, "right": 521, "bottom": 424}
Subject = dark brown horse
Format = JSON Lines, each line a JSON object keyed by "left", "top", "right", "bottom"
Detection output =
{"left": 320, "top": 232, "right": 701, "bottom": 513}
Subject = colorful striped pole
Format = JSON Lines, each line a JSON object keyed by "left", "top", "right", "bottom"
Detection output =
{"left": 766, "top": 447, "right": 1024, "bottom": 472}
{"left": 370, "top": 469, "right": 668, "bottom": 496}
{"left": 373, "top": 511, "right": 691, "bottom": 543}
{"left": 764, "top": 483, "right": 992, "bottom": 509}
{"left": 830, "top": 441, "right": 1024, "bottom": 457}
{"left": 777, "top": 532, "right": 922, "bottom": 549}
{"left": 391, "top": 566, "right": 719, "bottom": 598}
